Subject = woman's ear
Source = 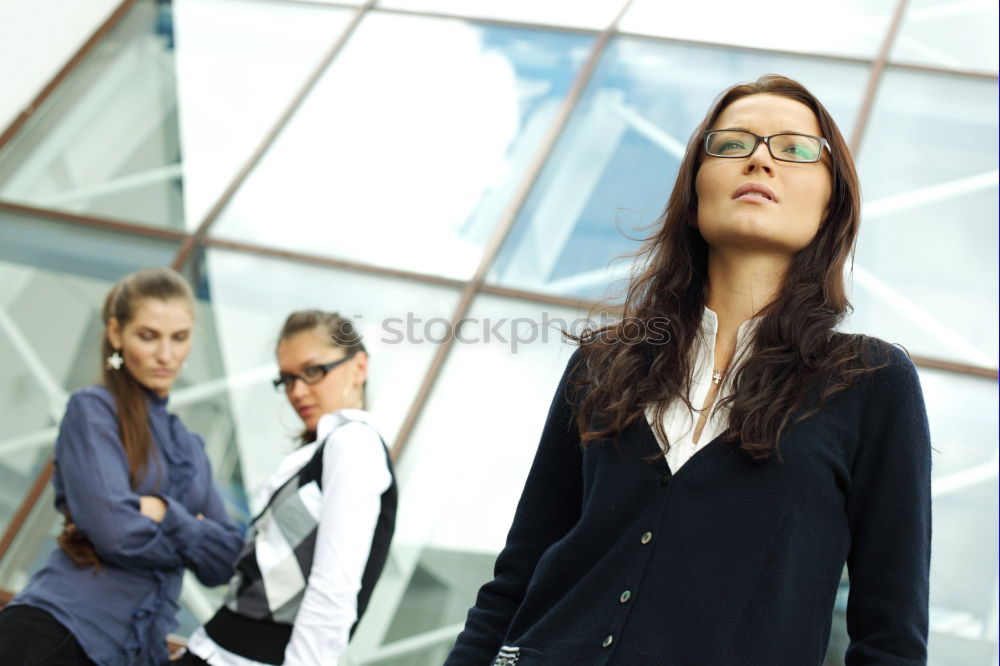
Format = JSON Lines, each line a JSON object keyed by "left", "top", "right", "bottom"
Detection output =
{"left": 107, "top": 317, "right": 123, "bottom": 350}
{"left": 352, "top": 351, "right": 369, "bottom": 385}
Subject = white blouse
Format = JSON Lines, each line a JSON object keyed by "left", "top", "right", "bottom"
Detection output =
{"left": 644, "top": 308, "right": 760, "bottom": 473}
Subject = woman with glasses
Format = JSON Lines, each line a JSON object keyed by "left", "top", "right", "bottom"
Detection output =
{"left": 176, "top": 310, "right": 397, "bottom": 666}
{"left": 446, "top": 75, "right": 931, "bottom": 665}
{"left": 0, "top": 267, "right": 244, "bottom": 666}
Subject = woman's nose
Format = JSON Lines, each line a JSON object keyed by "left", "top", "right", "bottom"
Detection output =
{"left": 287, "top": 377, "right": 308, "bottom": 399}
{"left": 156, "top": 340, "right": 174, "bottom": 362}
{"left": 743, "top": 140, "right": 774, "bottom": 175}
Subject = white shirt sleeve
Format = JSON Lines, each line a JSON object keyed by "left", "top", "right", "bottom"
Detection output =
{"left": 282, "top": 420, "right": 393, "bottom": 666}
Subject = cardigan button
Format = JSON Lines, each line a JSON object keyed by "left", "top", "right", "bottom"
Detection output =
{"left": 619, "top": 590, "right": 632, "bottom": 603}
{"left": 602, "top": 634, "right": 614, "bottom": 648}
{"left": 640, "top": 531, "right": 652, "bottom": 544}
{"left": 660, "top": 471, "right": 670, "bottom": 486}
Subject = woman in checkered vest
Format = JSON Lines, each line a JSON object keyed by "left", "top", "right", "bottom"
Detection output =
{"left": 176, "top": 311, "right": 398, "bottom": 666}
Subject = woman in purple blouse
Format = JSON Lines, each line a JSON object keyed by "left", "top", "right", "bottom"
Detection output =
{"left": 0, "top": 267, "right": 244, "bottom": 665}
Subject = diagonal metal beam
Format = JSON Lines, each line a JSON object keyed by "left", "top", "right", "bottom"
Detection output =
{"left": 0, "top": 0, "right": 138, "bottom": 151}
{"left": 0, "top": 200, "right": 188, "bottom": 242}
{"left": 849, "top": 0, "right": 911, "bottom": 154}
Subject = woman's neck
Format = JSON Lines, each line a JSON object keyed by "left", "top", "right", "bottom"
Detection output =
{"left": 704, "top": 248, "right": 788, "bottom": 369}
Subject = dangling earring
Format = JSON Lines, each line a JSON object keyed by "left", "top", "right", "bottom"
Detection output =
{"left": 342, "top": 382, "right": 361, "bottom": 409}
{"left": 106, "top": 350, "right": 124, "bottom": 370}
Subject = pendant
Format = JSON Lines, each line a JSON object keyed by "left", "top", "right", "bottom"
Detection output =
{"left": 712, "top": 369, "right": 722, "bottom": 385}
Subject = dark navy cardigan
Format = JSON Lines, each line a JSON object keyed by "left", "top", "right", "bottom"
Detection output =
{"left": 446, "top": 341, "right": 931, "bottom": 666}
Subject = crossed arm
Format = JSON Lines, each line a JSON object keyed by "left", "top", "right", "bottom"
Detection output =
{"left": 55, "top": 391, "right": 243, "bottom": 586}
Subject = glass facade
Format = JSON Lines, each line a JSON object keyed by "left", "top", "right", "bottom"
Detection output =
{"left": 618, "top": 0, "right": 899, "bottom": 59}
{"left": 0, "top": 1, "right": 996, "bottom": 664}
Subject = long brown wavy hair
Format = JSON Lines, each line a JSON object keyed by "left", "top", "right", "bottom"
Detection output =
{"left": 276, "top": 310, "right": 368, "bottom": 444}
{"left": 59, "top": 266, "right": 195, "bottom": 568}
{"left": 571, "top": 74, "right": 885, "bottom": 461}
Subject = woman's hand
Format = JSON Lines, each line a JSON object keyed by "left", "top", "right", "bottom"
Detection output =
{"left": 139, "top": 495, "right": 168, "bottom": 523}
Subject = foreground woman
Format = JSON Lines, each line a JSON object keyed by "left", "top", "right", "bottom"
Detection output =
{"left": 446, "top": 75, "right": 931, "bottom": 666}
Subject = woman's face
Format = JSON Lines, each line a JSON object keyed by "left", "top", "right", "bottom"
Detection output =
{"left": 276, "top": 329, "right": 368, "bottom": 433}
{"left": 695, "top": 93, "right": 833, "bottom": 257}
{"left": 107, "top": 298, "right": 194, "bottom": 398}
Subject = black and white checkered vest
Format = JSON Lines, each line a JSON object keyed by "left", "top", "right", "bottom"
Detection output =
{"left": 203, "top": 436, "right": 397, "bottom": 664}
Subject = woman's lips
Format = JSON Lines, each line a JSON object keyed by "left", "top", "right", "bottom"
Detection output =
{"left": 734, "top": 192, "right": 776, "bottom": 204}
{"left": 732, "top": 183, "right": 778, "bottom": 203}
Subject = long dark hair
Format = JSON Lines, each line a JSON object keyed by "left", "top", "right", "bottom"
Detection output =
{"left": 572, "top": 74, "right": 883, "bottom": 461}
{"left": 60, "top": 266, "right": 195, "bottom": 568}
{"left": 276, "top": 310, "right": 368, "bottom": 444}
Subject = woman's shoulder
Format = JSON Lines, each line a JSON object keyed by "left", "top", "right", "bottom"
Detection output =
{"left": 318, "top": 411, "right": 390, "bottom": 472}
{"left": 318, "top": 409, "right": 385, "bottom": 444}
{"left": 838, "top": 332, "right": 915, "bottom": 369}
{"left": 64, "top": 385, "right": 116, "bottom": 416}
{"left": 831, "top": 332, "right": 921, "bottom": 396}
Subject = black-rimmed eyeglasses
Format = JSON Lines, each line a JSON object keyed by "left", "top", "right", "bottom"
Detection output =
{"left": 703, "top": 129, "right": 831, "bottom": 163}
{"left": 272, "top": 351, "right": 356, "bottom": 391}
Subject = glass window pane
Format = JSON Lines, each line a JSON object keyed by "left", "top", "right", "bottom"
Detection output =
{"left": 397, "top": 298, "right": 583, "bottom": 554}
{"left": 173, "top": 0, "right": 354, "bottom": 228}
{"left": 890, "top": 0, "right": 999, "bottom": 73}
{"left": 376, "top": 0, "right": 623, "bottom": 30}
{"left": 620, "top": 0, "right": 897, "bottom": 59}
{"left": 848, "top": 68, "right": 998, "bottom": 367}
{"left": 488, "top": 38, "right": 869, "bottom": 299}
{"left": 350, "top": 296, "right": 582, "bottom": 663}
{"left": 0, "top": 211, "right": 178, "bottom": 282}
{"left": 0, "top": 263, "right": 86, "bottom": 543}
{"left": 210, "top": 14, "right": 593, "bottom": 280}
{"left": 918, "top": 368, "right": 997, "bottom": 664}
{"left": 294, "top": 0, "right": 366, "bottom": 5}
{"left": 0, "top": 0, "right": 353, "bottom": 230}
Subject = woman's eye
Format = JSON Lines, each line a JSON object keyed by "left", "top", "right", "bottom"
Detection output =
{"left": 302, "top": 366, "right": 325, "bottom": 381}
{"left": 173, "top": 332, "right": 189, "bottom": 342}
{"left": 776, "top": 136, "right": 820, "bottom": 160}
{"left": 785, "top": 145, "right": 816, "bottom": 160}
{"left": 718, "top": 140, "right": 747, "bottom": 154}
